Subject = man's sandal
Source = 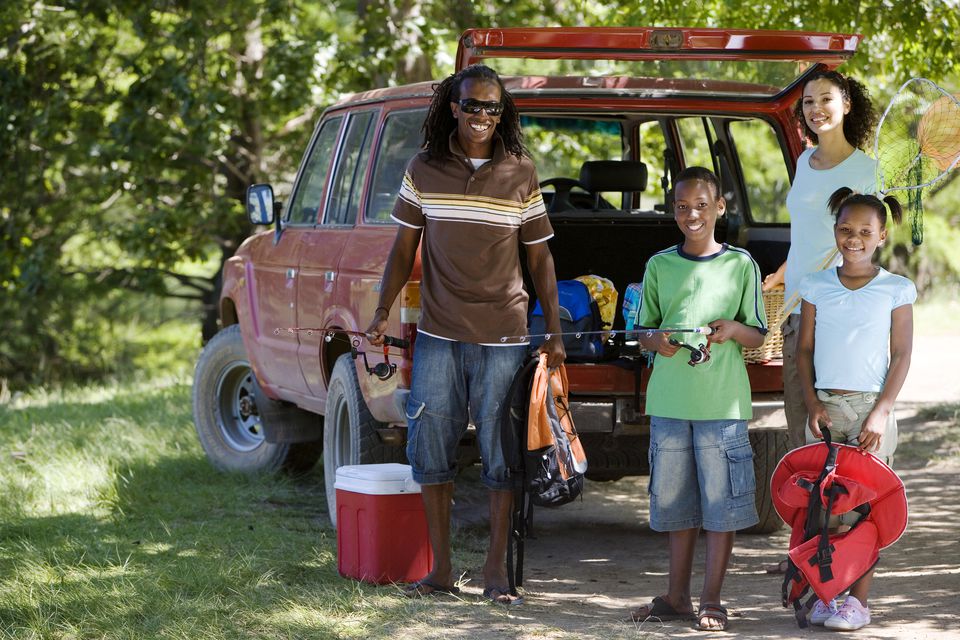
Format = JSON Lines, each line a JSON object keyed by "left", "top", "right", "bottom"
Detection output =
{"left": 697, "top": 603, "right": 729, "bottom": 631}
{"left": 403, "top": 578, "right": 461, "bottom": 597}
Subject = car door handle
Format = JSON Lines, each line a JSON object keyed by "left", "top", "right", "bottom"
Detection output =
{"left": 325, "top": 271, "right": 336, "bottom": 282}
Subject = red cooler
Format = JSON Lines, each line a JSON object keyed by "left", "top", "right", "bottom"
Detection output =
{"left": 335, "top": 463, "right": 432, "bottom": 584}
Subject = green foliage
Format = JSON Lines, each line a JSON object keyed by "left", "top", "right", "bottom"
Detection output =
{"left": 1, "top": 2, "right": 331, "bottom": 388}
{"left": 2, "top": 0, "right": 959, "bottom": 389}
{"left": 881, "top": 173, "right": 960, "bottom": 293}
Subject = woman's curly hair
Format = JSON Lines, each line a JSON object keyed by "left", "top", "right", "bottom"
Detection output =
{"left": 421, "top": 64, "right": 526, "bottom": 161}
{"left": 794, "top": 70, "right": 878, "bottom": 150}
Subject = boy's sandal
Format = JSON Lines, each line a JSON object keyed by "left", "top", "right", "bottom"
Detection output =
{"left": 482, "top": 586, "right": 524, "bottom": 606}
{"left": 630, "top": 595, "right": 696, "bottom": 622}
{"left": 697, "top": 603, "right": 729, "bottom": 631}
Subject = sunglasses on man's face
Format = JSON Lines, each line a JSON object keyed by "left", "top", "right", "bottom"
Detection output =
{"left": 456, "top": 99, "right": 504, "bottom": 116}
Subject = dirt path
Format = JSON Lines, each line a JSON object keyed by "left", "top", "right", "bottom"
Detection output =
{"left": 395, "top": 335, "right": 960, "bottom": 639}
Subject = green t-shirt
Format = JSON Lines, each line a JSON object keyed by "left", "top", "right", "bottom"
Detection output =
{"left": 638, "top": 243, "right": 767, "bottom": 420}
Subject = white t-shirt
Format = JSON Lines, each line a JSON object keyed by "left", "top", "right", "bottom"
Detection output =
{"left": 784, "top": 148, "right": 876, "bottom": 314}
{"left": 799, "top": 267, "right": 916, "bottom": 392}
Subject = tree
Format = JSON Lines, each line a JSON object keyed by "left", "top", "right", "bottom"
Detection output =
{"left": 2, "top": 0, "right": 957, "bottom": 388}
{"left": 1, "top": 1, "right": 332, "bottom": 386}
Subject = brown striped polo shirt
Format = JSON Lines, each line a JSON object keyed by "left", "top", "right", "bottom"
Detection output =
{"left": 391, "top": 133, "right": 553, "bottom": 345}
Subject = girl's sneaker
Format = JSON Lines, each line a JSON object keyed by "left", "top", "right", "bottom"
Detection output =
{"left": 810, "top": 598, "right": 839, "bottom": 626}
{"left": 824, "top": 595, "right": 871, "bottom": 630}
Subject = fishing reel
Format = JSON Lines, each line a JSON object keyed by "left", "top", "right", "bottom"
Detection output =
{"left": 276, "top": 327, "right": 409, "bottom": 381}
{"left": 336, "top": 334, "right": 409, "bottom": 381}
{"left": 668, "top": 338, "right": 711, "bottom": 367}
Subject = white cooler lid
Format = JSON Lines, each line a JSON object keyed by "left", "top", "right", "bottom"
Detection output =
{"left": 334, "top": 463, "right": 422, "bottom": 495}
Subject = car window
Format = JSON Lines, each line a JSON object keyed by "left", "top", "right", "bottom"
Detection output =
{"left": 729, "top": 119, "right": 792, "bottom": 224}
{"left": 287, "top": 116, "right": 342, "bottom": 225}
{"left": 637, "top": 120, "right": 667, "bottom": 211}
{"left": 325, "top": 110, "right": 376, "bottom": 225}
{"left": 521, "top": 116, "right": 624, "bottom": 208}
{"left": 366, "top": 109, "right": 427, "bottom": 223}
{"left": 677, "top": 117, "right": 716, "bottom": 172}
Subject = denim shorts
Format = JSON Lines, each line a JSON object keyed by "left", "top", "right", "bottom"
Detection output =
{"left": 405, "top": 333, "right": 527, "bottom": 490}
{"left": 648, "top": 417, "right": 760, "bottom": 532}
{"left": 805, "top": 390, "right": 898, "bottom": 465}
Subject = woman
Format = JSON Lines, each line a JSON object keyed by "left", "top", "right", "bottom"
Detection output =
{"left": 762, "top": 70, "right": 878, "bottom": 575}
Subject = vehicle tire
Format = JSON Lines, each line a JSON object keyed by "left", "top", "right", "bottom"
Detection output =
{"left": 580, "top": 434, "right": 650, "bottom": 480}
{"left": 323, "top": 354, "right": 406, "bottom": 528}
{"left": 742, "top": 428, "right": 789, "bottom": 534}
{"left": 193, "top": 325, "right": 322, "bottom": 475}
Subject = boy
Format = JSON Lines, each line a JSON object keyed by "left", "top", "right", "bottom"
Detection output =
{"left": 630, "top": 166, "right": 767, "bottom": 631}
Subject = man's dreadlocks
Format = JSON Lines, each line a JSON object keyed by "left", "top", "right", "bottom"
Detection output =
{"left": 421, "top": 64, "right": 526, "bottom": 161}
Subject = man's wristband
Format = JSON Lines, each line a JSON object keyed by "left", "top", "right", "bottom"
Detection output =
{"left": 375, "top": 306, "right": 390, "bottom": 316}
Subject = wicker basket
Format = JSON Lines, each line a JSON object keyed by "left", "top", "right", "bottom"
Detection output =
{"left": 743, "top": 287, "right": 785, "bottom": 364}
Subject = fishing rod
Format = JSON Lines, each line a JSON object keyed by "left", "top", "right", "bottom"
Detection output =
{"left": 497, "top": 326, "right": 714, "bottom": 343}
{"left": 276, "top": 327, "right": 409, "bottom": 349}
{"left": 276, "top": 327, "right": 410, "bottom": 380}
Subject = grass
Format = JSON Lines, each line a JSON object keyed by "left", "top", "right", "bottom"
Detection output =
{"left": 0, "top": 374, "right": 493, "bottom": 639}
{"left": 913, "top": 289, "right": 960, "bottom": 337}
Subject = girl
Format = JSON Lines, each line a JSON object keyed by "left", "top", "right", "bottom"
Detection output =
{"left": 795, "top": 187, "right": 915, "bottom": 630}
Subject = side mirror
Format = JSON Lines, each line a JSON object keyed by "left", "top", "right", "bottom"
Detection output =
{"left": 247, "top": 184, "right": 276, "bottom": 225}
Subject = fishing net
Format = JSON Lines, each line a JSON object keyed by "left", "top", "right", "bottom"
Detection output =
{"left": 875, "top": 78, "right": 960, "bottom": 245}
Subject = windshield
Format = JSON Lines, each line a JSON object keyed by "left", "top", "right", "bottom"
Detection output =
{"left": 493, "top": 58, "right": 815, "bottom": 99}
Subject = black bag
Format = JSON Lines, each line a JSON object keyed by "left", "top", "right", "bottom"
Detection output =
{"left": 525, "top": 366, "right": 586, "bottom": 507}
{"left": 500, "top": 355, "right": 586, "bottom": 596}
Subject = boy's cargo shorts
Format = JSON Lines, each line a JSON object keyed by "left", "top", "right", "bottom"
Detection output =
{"left": 806, "top": 389, "right": 898, "bottom": 465}
{"left": 405, "top": 332, "right": 527, "bottom": 490}
{"left": 648, "top": 417, "right": 760, "bottom": 532}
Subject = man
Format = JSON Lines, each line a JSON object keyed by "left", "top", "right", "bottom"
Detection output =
{"left": 366, "top": 64, "right": 564, "bottom": 605}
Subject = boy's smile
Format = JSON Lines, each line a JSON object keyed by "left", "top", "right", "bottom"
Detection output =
{"left": 674, "top": 179, "right": 725, "bottom": 255}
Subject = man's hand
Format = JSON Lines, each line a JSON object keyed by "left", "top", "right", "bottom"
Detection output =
{"left": 364, "top": 308, "right": 389, "bottom": 346}
{"left": 539, "top": 334, "right": 566, "bottom": 368}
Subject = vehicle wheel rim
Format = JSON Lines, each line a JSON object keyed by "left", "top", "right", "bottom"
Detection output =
{"left": 214, "top": 360, "right": 264, "bottom": 452}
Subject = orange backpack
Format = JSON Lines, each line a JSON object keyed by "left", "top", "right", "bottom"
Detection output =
{"left": 526, "top": 352, "right": 588, "bottom": 496}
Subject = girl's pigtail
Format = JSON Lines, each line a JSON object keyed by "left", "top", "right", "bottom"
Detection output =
{"left": 883, "top": 195, "right": 904, "bottom": 225}
{"left": 827, "top": 187, "right": 855, "bottom": 218}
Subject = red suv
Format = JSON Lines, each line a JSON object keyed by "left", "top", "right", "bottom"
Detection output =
{"left": 192, "top": 27, "right": 862, "bottom": 531}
